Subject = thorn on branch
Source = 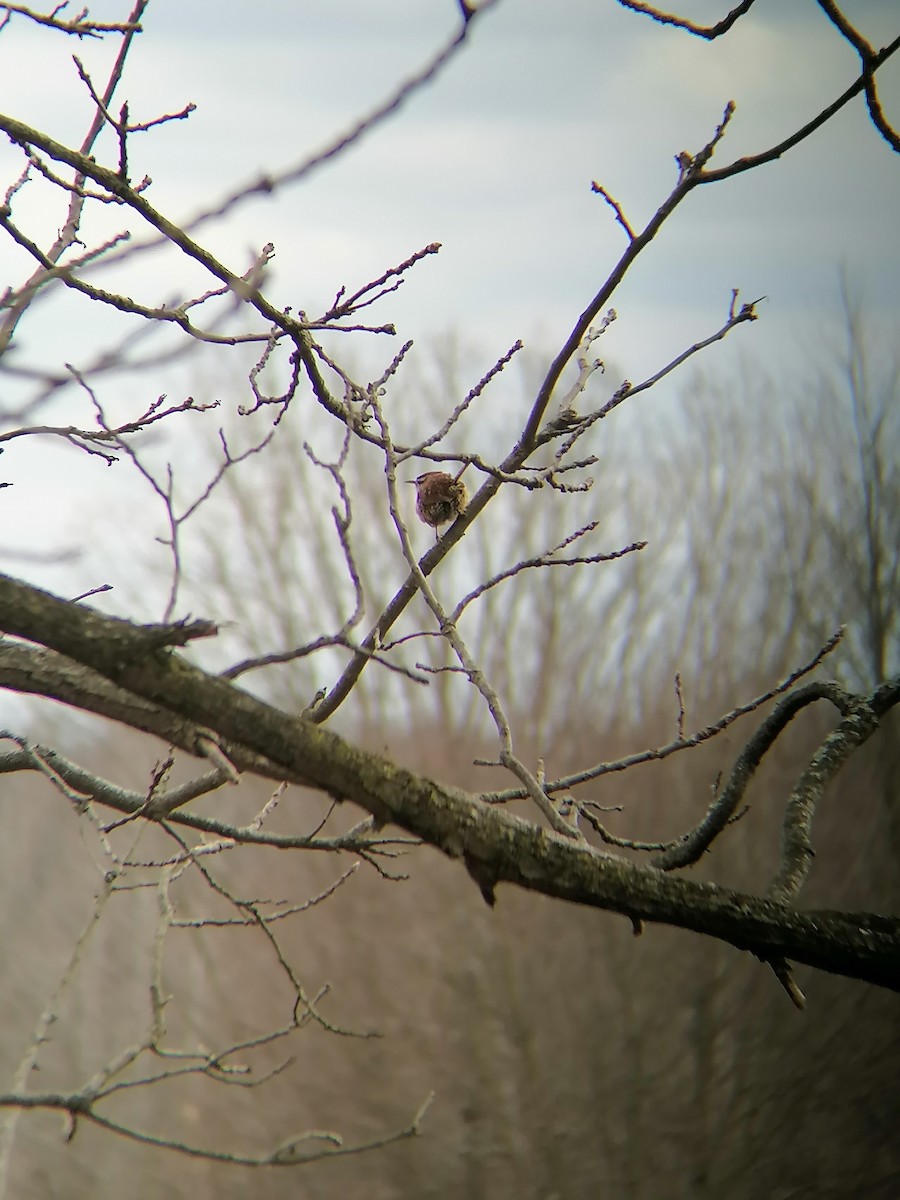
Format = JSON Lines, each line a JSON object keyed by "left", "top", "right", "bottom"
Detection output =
{"left": 464, "top": 853, "right": 498, "bottom": 906}
{"left": 196, "top": 732, "right": 240, "bottom": 784}
{"left": 765, "top": 956, "right": 806, "bottom": 1010}
{"left": 591, "top": 181, "right": 635, "bottom": 240}
{"left": 301, "top": 687, "right": 328, "bottom": 719}
{"left": 691, "top": 100, "right": 737, "bottom": 174}
{"left": 117, "top": 100, "right": 129, "bottom": 178}
{"left": 69, "top": 582, "right": 112, "bottom": 603}
{"left": 674, "top": 672, "right": 686, "bottom": 739}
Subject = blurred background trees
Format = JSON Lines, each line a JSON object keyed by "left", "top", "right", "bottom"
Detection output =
{"left": 3, "top": 285, "right": 897, "bottom": 1197}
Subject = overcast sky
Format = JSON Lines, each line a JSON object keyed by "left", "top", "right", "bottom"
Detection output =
{"left": 3, "top": 1, "right": 898, "bottom": 379}
{"left": 1, "top": 0, "right": 898, "bottom": 610}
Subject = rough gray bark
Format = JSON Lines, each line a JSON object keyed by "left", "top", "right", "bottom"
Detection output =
{"left": 2, "top": 571, "right": 897, "bottom": 990}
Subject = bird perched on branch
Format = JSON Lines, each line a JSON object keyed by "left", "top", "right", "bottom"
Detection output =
{"left": 408, "top": 470, "right": 468, "bottom": 534}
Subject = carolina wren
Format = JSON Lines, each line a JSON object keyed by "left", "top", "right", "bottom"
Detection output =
{"left": 408, "top": 470, "right": 468, "bottom": 532}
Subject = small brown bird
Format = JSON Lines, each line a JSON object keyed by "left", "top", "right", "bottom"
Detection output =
{"left": 408, "top": 470, "right": 468, "bottom": 534}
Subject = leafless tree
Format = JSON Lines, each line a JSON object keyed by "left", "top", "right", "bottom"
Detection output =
{"left": 0, "top": 0, "right": 898, "bottom": 1186}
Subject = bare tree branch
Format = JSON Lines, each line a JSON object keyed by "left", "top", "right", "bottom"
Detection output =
{"left": 1, "top": 572, "right": 897, "bottom": 988}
